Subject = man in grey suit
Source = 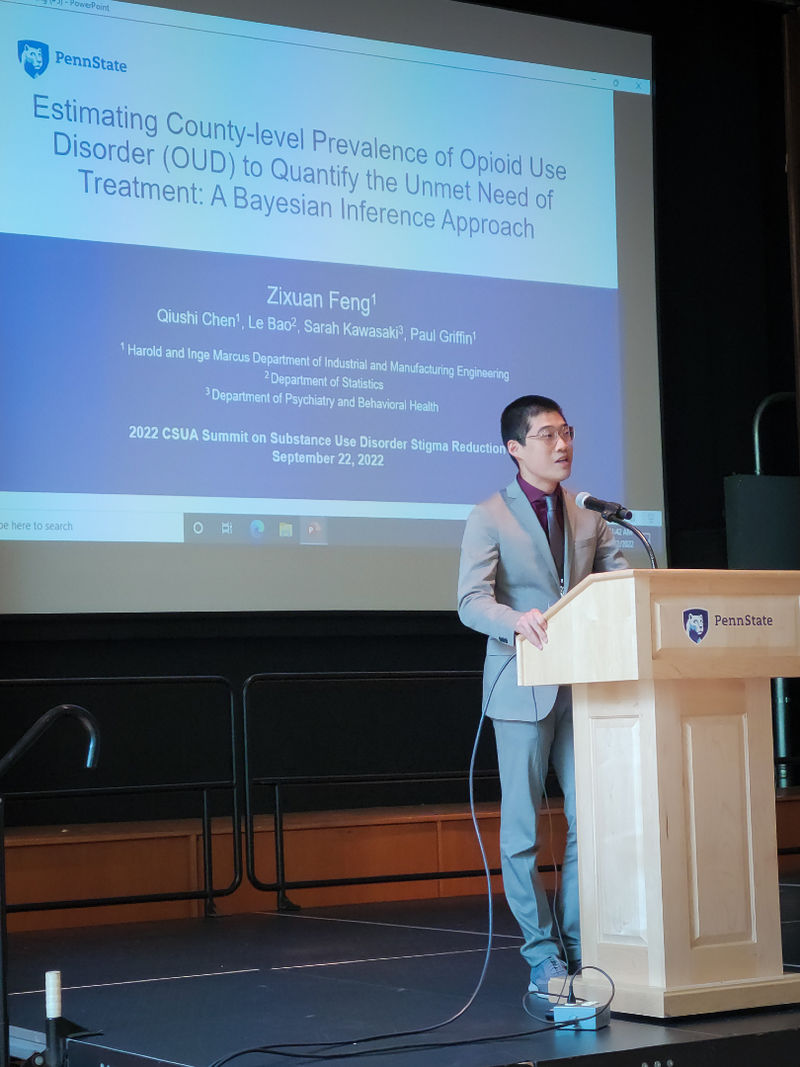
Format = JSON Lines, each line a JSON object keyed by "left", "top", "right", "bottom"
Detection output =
{"left": 457, "top": 394, "right": 627, "bottom": 995}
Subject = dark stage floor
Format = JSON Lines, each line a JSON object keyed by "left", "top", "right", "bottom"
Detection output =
{"left": 7, "top": 884, "right": 800, "bottom": 1067}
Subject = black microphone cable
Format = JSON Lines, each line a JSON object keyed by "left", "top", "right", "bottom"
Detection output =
{"left": 207, "top": 655, "right": 519, "bottom": 1067}
{"left": 205, "top": 650, "right": 620, "bottom": 1065}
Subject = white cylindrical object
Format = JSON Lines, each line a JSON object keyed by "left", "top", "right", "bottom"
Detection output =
{"left": 45, "top": 970, "right": 61, "bottom": 1020}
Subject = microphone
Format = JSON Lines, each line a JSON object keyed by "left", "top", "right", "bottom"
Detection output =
{"left": 575, "top": 491, "right": 632, "bottom": 521}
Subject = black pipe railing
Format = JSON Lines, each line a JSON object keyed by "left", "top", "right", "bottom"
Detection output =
{"left": 0, "top": 705, "right": 99, "bottom": 1067}
{"left": 245, "top": 770, "right": 505, "bottom": 909}
{"left": 1, "top": 667, "right": 795, "bottom": 925}
{"left": 242, "top": 670, "right": 511, "bottom": 909}
{"left": 3, "top": 783, "right": 239, "bottom": 913}
{"left": 0, "top": 704, "right": 99, "bottom": 781}
{"left": 0, "top": 676, "right": 243, "bottom": 914}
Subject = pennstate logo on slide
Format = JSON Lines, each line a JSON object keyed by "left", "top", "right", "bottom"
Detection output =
{"left": 18, "top": 40, "right": 49, "bottom": 78}
{"left": 683, "top": 608, "right": 709, "bottom": 644}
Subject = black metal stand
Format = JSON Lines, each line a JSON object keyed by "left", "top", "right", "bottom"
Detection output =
{"left": 0, "top": 705, "right": 99, "bottom": 1067}
{"left": 611, "top": 517, "right": 658, "bottom": 569}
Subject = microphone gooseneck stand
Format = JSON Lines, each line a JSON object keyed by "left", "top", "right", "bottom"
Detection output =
{"left": 576, "top": 494, "right": 657, "bottom": 569}
{"left": 608, "top": 516, "right": 658, "bottom": 570}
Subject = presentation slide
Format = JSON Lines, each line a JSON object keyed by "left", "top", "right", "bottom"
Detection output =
{"left": 0, "top": 0, "right": 662, "bottom": 612}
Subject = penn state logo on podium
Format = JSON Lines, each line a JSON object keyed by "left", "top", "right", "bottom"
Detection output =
{"left": 683, "top": 608, "right": 709, "bottom": 644}
{"left": 18, "top": 40, "right": 49, "bottom": 78}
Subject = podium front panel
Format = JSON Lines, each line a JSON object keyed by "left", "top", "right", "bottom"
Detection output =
{"left": 573, "top": 677, "right": 784, "bottom": 1002}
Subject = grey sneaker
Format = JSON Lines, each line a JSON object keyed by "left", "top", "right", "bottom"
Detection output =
{"left": 528, "top": 956, "right": 568, "bottom": 995}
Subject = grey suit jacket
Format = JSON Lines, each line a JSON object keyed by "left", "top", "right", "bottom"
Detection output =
{"left": 457, "top": 478, "right": 627, "bottom": 722}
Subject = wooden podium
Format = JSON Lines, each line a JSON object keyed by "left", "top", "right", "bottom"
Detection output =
{"left": 516, "top": 568, "right": 800, "bottom": 1017}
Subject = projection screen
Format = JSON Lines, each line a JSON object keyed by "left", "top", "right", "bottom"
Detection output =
{"left": 0, "top": 0, "right": 662, "bottom": 612}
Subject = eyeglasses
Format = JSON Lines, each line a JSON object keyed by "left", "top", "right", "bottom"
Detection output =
{"left": 526, "top": 425, "right": 575, "bottom": 444}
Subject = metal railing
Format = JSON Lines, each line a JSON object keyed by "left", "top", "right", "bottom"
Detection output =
{"left": 0, "top": 704, "right": 99, "bottom": 1067}
{"left": 242, "top": 670, "right": 506, "bottom": 909}
{"left": 0, "top": 676, "right": 242, "bottom": 914}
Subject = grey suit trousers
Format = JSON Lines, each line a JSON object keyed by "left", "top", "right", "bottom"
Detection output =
{"left": 493, "top": 688, "right": 580, "bottom": 969}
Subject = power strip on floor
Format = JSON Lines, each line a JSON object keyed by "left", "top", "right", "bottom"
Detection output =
{"left": 552, "top": 1002, "right": 611, "bottom": 1030}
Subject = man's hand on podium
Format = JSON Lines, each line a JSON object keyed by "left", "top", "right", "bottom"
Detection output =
{"left": 515, "top": 608, "right": 549, "bottom": 650}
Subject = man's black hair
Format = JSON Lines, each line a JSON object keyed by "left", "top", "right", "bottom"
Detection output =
{"left": 500, "top": 394, "right": 564, "bottom": 464}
